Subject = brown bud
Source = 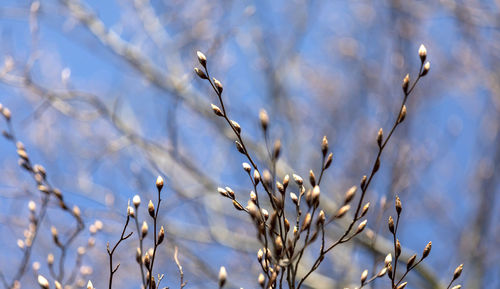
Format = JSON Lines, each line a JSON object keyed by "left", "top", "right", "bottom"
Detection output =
{"left": 321, "top": 136, "right": 328, "bottom": 156}
{"left": 360, "top": 175, "right": 367, "bottom": 190}
{"left": 194, "top": 67, "right": 207, "bottom": 79}
{"left": 388, "top": 216, "right": 395, "bottom": 234}
{"left": 387, "top": 262, "right": 393, "bottom": 279}
{"left": 235, "top": 141, "right": 245, "bottom": 154}
{"left": 407, "top": 254, "right": 417, "bottom": 270}
{"left": 309, "top": 170, "right": 316, "bottom": 187}
{"left": 402, "top": 74, "right": 410, "bottom": 94}
{"left": 283, "top": 174, "right": 289, "bottom": 188}
{"left": 377, "top": 128, "right": 383, "bottom": 147}
{"left": 211, "top": 104, "right": 223, "bottom": 116}
{"left": 317, "top": 210, "right": 325, "bottom": 226}
{"left": 273, "top": 139, "right": 281, "bottom": 160}
{"left": 396, "top": 239, "right": 402, "bottom": 257}
{"left": 324, "top": 152, "right": 333, "bottom": 169}
{"left": 398, "top": 105, "right": 407, "bottom": 123}
{"left": 395, "top": 196, "right": 402, "bottom": 215}
{"left": 453, "top": 264, "right": 463, "bottom": 280}
{"left": 144, "top": 252, "right": 151, "bottom": 269}
{"left": 157, "top": 226, "right": 165, "bottom": 245}
{"left": 290, "top": 192, "right": 298, "bottom": 205}
{"left": 422, "top": 241, "right": 432, "bottom": 259}
{"left": 374, "top": 158, "right": 380, "bottom": 173}
{"left": 148, "top": 200, "right": 155, "bottom": 217}
{"left": 232, "top": 200, "right": 244, "bottom": 211}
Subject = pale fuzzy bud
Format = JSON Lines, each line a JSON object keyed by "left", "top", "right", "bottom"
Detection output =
{"left": 54, "top": 281, "right": 62, "bottom": 289}
{"left": 257, "top": 249, "right": 263, "bottom": 261}
{"left": 397, "top": 282, "right": 408, "bottom": 289}
{"left": 87, "top": 280, "right": 94, "bottom": 289}
{"left": 283, "top": 174, "right": 289, "bottom": 187}
{"left": 32, "top": 261, "right": 40, "bottom": 271}
{"left": 361, "top": 269, "right": 368, "bottom": 284}
{"left": 127, "top": 206, "right": 135, "bottom": 218}
{"left": 344, "top": 186, "right": 357, "bottom": 204}
{"left": 211, "top": 104, "right": 223, "bottom": 116}
{"left": 258, "top": 273, "right": 265, "bottom": 287}
{"left": 395, "top": 196, "right": 402, "bottom": 215}
{"left": 231, "top": 120, "right": 241, "bottom": 134}
{"left": 311, "top": 185, "right": 320, "bottom": 206}
{"left": 242, "top": 162, "right": 251, "bottom": 173}
{"left": 325, "top": 152, "right": 333, "bottom": 169}
{"left": 196, "top": 51, "right": 207, "bottom": 67}
{"left": 2, "top": 107, "right": 11, "bottom": 120}
{"left": 141, "top": 221, "right": 148, "bottom": 238}
{"left": 218, "top": 266, "right": 227, "bottom": 288}
{"left": 261, "top": 209, "right": 269, "bottom": 220}
{"left": 213, "top": 78, "right": 223, "bottom": 94}
{"left": 232, "top": 200, "right": 244, "bottom": 211}
{"left": 309, "top": 170, "right": 316, "bottom": 187}
{"left": 335, "top": 204, "right": 350, "bottom": 218}
{"left": 217, "top": 187, "right": 228, "bottom": 198}
{"left": 156, "top": 175, "right": 164, "bottom": 191}
{"left": 356, "top": 220, "right": 367, "bottom": 234}
{"left": 418, "top": 44, "right": 427, "bottom": 62}
{"left": 301, "top": 213, "right": 312, "bottom": 232}
{"left": 73, "top": 206, "right": 81, "bottom": 218}
{"left": 133, "top": 195, "right": 141, "bottom": 207}
{"left": 250, "top": 191, "right": 257, "bottom": 202}
{"left": 148, "top": 200, "right": 155, "bottom": 217}
{"left": 361, "top": 202, "right": 370, "bottom": 217}
{"left": 290, "top": 192, "right": 298, "bottom": 205}
{"left": 47, "top": 253, "right": 54, "bottom": 265}
{"left": 94, "top": 220, "right": 103, "bottom": 231}
{"left": 421, "top": 61, "right": 430, "bottom": 76}
{"left": 225, "top": 187, "right": 235, "bottom": 199}
{"left": 37, "top": 275, "right": 49, "bottom": 289}
{"left": 77, "top": 246, "right": 86, "bottom": 255}
{"left": 259, "top": 109, "right": 269, "bottom": 131}
{"left": 28, "top": 201, "right": 36, "bottom": 212}
{"left": 378, "top": 267, "right": 387, "bottom": 277}
{"left": 292, "top": 174, "right": 303, "bottom": 186}
{"left": 317, "top": 210, "right": 325, "bottom": 225}
{"left": 450, "top": 285, "right": 462, "bottom": 289}
{"left": 385, "top": 253, "right": 392, "bottom": 266}
{"left": 253, "top": 170, "right": 261, "bottom": 184}
{"left": 17, "top": 239, "right": 24, "bottom": 249}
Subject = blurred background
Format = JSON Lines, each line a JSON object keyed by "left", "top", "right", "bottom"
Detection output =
{"left": 0, "top": 0, "right": 498, "bottom": 288}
